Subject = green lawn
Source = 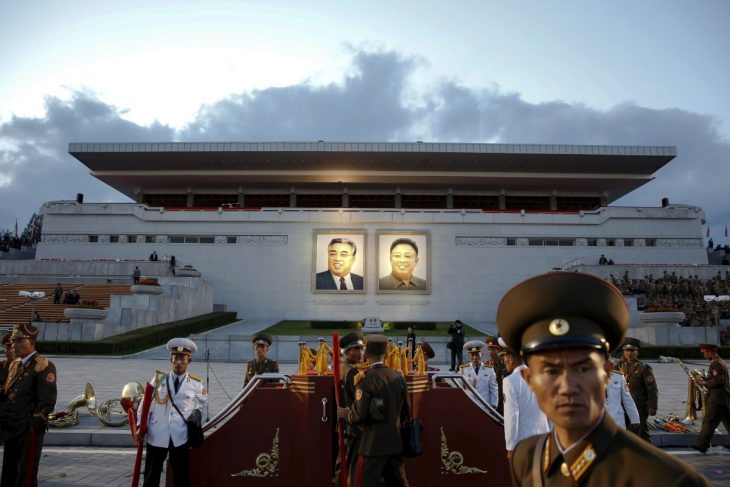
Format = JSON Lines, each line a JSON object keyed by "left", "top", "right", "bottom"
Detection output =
{"left": 259, "top": 320, "right": 485, "bottom": 338}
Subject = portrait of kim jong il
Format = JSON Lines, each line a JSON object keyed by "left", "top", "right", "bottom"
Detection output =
{"left": 377, "top": 232, "right": 429, "bottom": 293}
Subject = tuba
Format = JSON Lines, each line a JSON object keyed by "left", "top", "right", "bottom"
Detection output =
{"left": 49, "top": 382, "right": 96, "bottom": 428}
{"left": 96, "top": 381, "right": 145, "bottom": 427}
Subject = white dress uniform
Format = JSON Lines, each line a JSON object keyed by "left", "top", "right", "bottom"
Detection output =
{"left": 461, "top": 362, "right": 499, "bottom": 407}
{"left": 606, "top": 369, "right": 640, "bottom": 428}
{"left": 140, "top": 370, "right": 209, "bottom": 448}
{"left": 502, "top": 364, "right": 550, "bottom": 451}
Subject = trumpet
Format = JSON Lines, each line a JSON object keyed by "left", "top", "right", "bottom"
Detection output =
{"left": 667, "top": 357, "right": 708, "bottom": 423}
{"left": 674, "top": 358, "right": 709, "bottom": 395}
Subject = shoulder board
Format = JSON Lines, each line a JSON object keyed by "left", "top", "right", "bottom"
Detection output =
{"left": 459, "top": 364, "right": 469, "bottom": 370}
{"left": 484, "top": 363, "right": 493, "bottom": 368}
{"left": 188, "top": 373, "right": 203, "bottom": 382}
{"left": 34, "top": 356, "right": 49, "bottom": 373}
{"left": 353, "top": 370, "right": 365, "bottom": 387}
{"left": 612, "top": 370, "right": 623, "bottom": 375}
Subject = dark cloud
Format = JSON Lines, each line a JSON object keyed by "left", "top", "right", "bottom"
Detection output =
{"left": 1, "top": 49, "right": 728, "bottom": 235}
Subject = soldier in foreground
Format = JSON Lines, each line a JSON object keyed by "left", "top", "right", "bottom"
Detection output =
{"left": 0, "top": 333, "right": 16, "bottom": 390}
{"left": 1, "top": 323, "right": 57, "bottom": 486}
{"left": 498, "top": 272, "right": 710, "bottom": 486}
{"left": 692, "top": 343, "right": 730, "bottom": 453}
{"left": 244, "top": 332, "right": 279, "bottom": 386}
{"left": 618, "top": 337, "right": 657, "bottom": 441}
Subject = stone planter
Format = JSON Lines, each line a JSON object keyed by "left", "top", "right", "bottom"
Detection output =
{"left": 131, "top": 284, "right": 163, "bottom": 294}
{"left": 638, "top": 311, "right": 685, "bottom": 327}
{"left": 64, "top": 307, "right": 108, "bottom": 321}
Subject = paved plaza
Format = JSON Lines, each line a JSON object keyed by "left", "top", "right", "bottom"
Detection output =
{"left": 4, "top": 320, "right": 728, "bottom": 486}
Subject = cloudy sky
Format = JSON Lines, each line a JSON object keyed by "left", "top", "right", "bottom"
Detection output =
{"left": 1, "top": 0, "right": 728, "bottom": 239}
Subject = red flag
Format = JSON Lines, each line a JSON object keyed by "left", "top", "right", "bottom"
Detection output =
{"left": 725, "top": 224, "right": 728, "bottom": 237}
{"left": 706, "top": 225, "right": 711, "bottom": 238}
{"left": 14, "top": 219, "right": 18, "bottom": 237}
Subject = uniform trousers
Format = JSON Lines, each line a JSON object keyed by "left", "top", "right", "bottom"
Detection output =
{"left": 449, "top": 348, "right": 463, "bottom": 371}
{"left": 695, "top": 404, "right": 730, "bottom": 452}
{"left": 637, "top": 412, "right": 651, "bottom": 442}
{"left": 357, "top": 454, "right": 408, "bottom": 487}
{"left": 143, "top": 440, "right": 189, "bottom": 487}
{"left": 334, "top": 434, "right": 361, "bottom": 487}
{"left": 1, "top": 428, "right": 45, "bottom": 487}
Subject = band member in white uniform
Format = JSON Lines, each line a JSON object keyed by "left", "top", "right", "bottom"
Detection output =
{"left": 137, "top": 338, "right": 208, "bottom": 487}
{"left": 461, "top": 340, "right": 499, "bottom": 407}
{"left": 606, "top": 362, "right": 640, "bottom": 430}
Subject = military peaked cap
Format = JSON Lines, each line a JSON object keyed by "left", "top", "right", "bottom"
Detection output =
{"left": 484, "top": 335, "right": 500, "bottom": 349}
{"left": 2, "top": 332, "right": 11, "bottom": 345}
{"left": 167, "top": 337, "right": 197, "bottom": 356}
{"left": 420, "top": 341, "right": 435, "bottom": 359}
{"left": 620, "top": 337, "right": 641, "bottom": 350}
{"left": 463, "top": 340, "right": 486, "bottom": 354}
{"left": 252, "top": 332, "right": 273, "bottom": 346}
{"left": 340, "top": 331, "right": 364, "bottom": 351}
{"left": 10, "top": 323, "right": 39, "bottom": 341}
{"left": 497, "top": 272, "right": 628, "bottom": 355}
{"left": 365, "top": 334, "right": 388, "bottom": 356}
{"left": 699, "top": 343, "right": 718, "bottom": 352}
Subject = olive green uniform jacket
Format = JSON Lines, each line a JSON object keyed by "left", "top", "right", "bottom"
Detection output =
{"left": 511, "top": 414, "right": 710, "bottom": 486}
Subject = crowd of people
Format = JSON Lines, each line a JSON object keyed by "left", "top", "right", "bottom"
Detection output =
{"left": 609, "top": 270, "right": 730, "bottom": 326}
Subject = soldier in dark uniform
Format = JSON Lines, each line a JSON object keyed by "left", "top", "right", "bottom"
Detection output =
{"left": 498, "top": 272, "right": 709, "bottom": 487}
{"left": 618, "top": 337, "right": 658, "bottom": 441}
{"left": 343, "top": 334, "right": 410, "bottom": 487}
{"left": 692, "top": 343, "right": 730, "bottom": 453}
{"left": 1, "top": 323, "right": 57, "bottom": 487}
{"left": 243, "top": 333, "right": 279, "bottom": 386}
{"left": 484, "top": 335, "right": 507, "bottom": 413}
{"left": 334, "top": 331, "right": 364, "bottom": 486}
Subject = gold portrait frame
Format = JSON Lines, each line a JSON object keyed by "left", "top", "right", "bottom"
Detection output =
{"left": 311, "top": 229, "right": 367, "bottom": 294}
{"left": 376, "top": 230, "right": 431, "bottom": 294}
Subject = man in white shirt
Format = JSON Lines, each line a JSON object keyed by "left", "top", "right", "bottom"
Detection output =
{"left": 137, "top": 338, "right": 208, "bottom": 487}
{"left": 500, "top": 342, "right": 550, "bottom": 460}
{"left": 606, "top": 362, "right": 640, "bottom": 430}
{"left": 461, "top": 340, "right": 498, "bottom": 407}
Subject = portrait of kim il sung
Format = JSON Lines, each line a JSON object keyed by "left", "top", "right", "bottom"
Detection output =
{"left": 313, "top": 230, "right": 366, "bottom": 293}
{"left": 377, "top": 231, "right": 430, "bottom": 294}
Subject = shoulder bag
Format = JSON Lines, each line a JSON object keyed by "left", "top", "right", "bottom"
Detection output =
{"left": 167, "top": 379, "right": 204, "bottom": 448}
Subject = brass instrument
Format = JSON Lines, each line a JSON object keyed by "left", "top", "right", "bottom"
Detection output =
{"left": 97, "top": 381, "right": 145, "bottom": 427}
{"left": 670, "top": 358, "right": 708, "bottom": 423}
{"left": 49, "top": 382, "right": 96, "bottom": 428}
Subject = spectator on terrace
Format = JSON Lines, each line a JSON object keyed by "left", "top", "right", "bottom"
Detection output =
{"left": 599, "top": 254, "right": 608, "bottom": 265}
{"left": 32, "top": 311, "right": 41, "bottom": 322}
{"left": 132, "top": 266, "right": 141, "bottom": 284}
{"left": 708, "top": 238, "right": 714, "bottom": 249}
{"left": 53, "top": 283, "right": 63, "bottom": 304}
{"left": 149, "top": 251, "right": 158, "bottom": 261}
{"left": 608, "top": 259, "right": 615, "bottom": 265}
{"left": 169, "top": 255, "right": 176, "bottom": 276}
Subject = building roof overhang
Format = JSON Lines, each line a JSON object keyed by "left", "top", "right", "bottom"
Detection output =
{"left": 69, "top": 141, "right": 676, "bottom": 202}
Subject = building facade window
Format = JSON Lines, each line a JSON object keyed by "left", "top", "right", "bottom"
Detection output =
{"left": 88, "top": 235, "right": 98, "bottom": 243}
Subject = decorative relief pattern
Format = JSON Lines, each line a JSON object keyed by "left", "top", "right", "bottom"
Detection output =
{"left": 231, "top": 428, "right": 280, "bottom": 478}
{"left": 516, "top": 238, "right": 529, "bottom": 247}
{"left": 238, "top": 235, "right": 288, "bottom": 245}
{"left": 42, "top": 234, "right": 88, "bottom": 243}
{"left": 214, "top": 236, "right": 227, "bottom": 244}
{"left": 311, "top": 299, "right": 367, "bottom": 306}
{"left": 657, "top": 238, "right": 702, "bottom": 248}
{"left": 455, "top": 236, "right": 506, "bottom": 246}
{"left": 376, "top": 300, "right": 431, "bottom": 306}
{"left": 575, "top": 238, "right": 588, "bottom": 247}
{"left": 440, "top": 427, "right": 487, "bottom": 475}
{"left": 635, "top": 239, "right": 646, "bottom": 247}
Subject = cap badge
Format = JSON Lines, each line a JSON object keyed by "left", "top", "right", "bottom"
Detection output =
{"left": 548, "top": 318, "right": 570, "bottom": 336}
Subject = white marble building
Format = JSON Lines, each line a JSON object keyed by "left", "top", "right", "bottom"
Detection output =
{"left": 34, "top": 142, "right": 709, "bottom": 324}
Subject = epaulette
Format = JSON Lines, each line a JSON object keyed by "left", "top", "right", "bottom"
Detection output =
{"left": 459, "top": 364, "right": 469, "bottom": 370}
{"left": 34, "top": 356, "right": 49, "bottom": 373}
{"left": 353, "top": 370, "right": 366, "bottom": 387}
{"left": 612, "top": 370, "right": 623, "bottom": 375}
{"left": 484, "top": 363, "right": 493, "bottom": 368}
{"left": 189, "top": 373, "right": 203, "bottom": 382}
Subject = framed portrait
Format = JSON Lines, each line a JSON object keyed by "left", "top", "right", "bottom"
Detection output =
{"left": 312, "top": 229, "right": 367, "bottom": 293}
{"left": 376, "top": 230, "right": 430, "bottom": 294}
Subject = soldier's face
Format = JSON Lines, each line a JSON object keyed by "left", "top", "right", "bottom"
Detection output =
{"left": 390, "top": 244, "right": 418, "bottom": 281}
{"left": 327, "top": 243, "right": 356, "bottom": 278}
{"left": 523, "top": 348, "right": 610, "bottom": 438}
{"left": 470, "top": 352, "right": 482, "bottom": 366}
{"left": 623, "top": 349, "right": 638, "bottom": 362}
{"left": 3, "top": 343, "right": 14, "bottom": 360}
{"left": 171, "top": 353, "right": 190, "bottom": 374}
{"left": 502, "top": 353, "right": 517, "bottom": 373}
{"left": 11, "top": 338, "right": 34, "bottom": 358}
{"left": 255, "top": 343, "right": 269, "bottom": 360}
{"left": 346, "top": 347, "right": 363, "bottom": 364}
{"left": 487, "top": 347, "right": 499, "bottom": 361}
